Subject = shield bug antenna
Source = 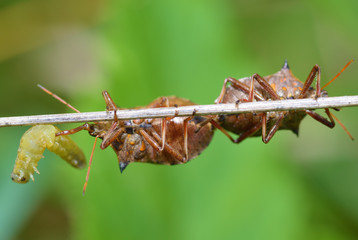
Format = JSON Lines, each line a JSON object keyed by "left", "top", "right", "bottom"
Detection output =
{"left": 37, "top": 84, "right": 81, "bottom": 113}
{"left": 321, "top": 59, "right": 354, "bottom": 90}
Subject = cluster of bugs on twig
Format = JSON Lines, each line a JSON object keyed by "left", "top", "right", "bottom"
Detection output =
{"left": 10, "top": 60, "right": 354, "bottom": 193}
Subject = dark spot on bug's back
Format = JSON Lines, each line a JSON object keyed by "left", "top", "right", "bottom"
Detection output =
{"left": 218, "top": 115, "right": 225, "bottom": 122}
{"left": 192, "top": 116, "right": 206, "bottom": 124}
{"left": 126, "top": 128, "right": 134, "bottom": 134}
{"left": 111, "top": 141, "right": 121, "bottom": 151}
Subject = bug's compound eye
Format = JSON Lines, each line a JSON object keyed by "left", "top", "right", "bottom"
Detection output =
{"left": 218, "top": 115, "right": 225, "bottom": 123}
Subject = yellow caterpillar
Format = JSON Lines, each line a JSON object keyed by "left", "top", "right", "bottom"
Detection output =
{"left": 11, "top": 125, "right": 86, "bottom": 183}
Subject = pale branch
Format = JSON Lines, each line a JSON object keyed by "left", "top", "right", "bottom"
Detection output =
{"left": 0, "top": 95, "right": 358, "bottom": 127}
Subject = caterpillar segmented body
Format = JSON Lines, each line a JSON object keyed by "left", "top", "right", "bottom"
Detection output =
{"left": 11, "top": 124, "right": 86, "bottom": 183}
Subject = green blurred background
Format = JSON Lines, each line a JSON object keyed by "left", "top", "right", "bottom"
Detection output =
{"left": 0, "top": 0, "right": 358, "bottom": 239}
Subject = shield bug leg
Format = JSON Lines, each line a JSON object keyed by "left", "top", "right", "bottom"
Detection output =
{"left": 225, "top": 111, "right": 282, "bottom": 144}
{"left": 305, "top": 109, "right": 335, "bottom": 128}
{"left": 102, "top": 91, "right": 121, "bottom": 142}
{"left": 182, "top": 109, "right": 198, "bottom": 161}
{"left": 56, "top": 123, "right": 93, "bottom": 136}
{"left": 146, "top": 128, "right": 186, "bottom": 162}
{"left": 140, "top": 128, "right": 186, "bottom": 162}
{"left": 158, "top": 97, "right": 170, "bottom": 151}
{"left": 297, "top": 64, "right": 337, "bottom": 128}
{"left": 99, "top": 91, "right": 127, "bottom": 148}
{"left": 298, "top": 64, "right": 321, "bottom": 99}
{"left": 249, "top": 73, "right": 280, "bottom": 100}
{"left": 233, "top": 118, "right": 263, "bottom": 144}
{"left": 153, "top": 97, "right": 181, "bottom": 152}
{"left": 101, "top": 125, "right": 125, "bottom": 149}
{"left": 100, "top": 91, "right": 123, "bottom": 149}
{"left": 102, "top": 90, "right": 118, "bottom": 111}
{"left": 216, "top": 77, "right": 265, "bottom": 104}
{"left": 139, "top": 129, "right": 161, "bottom": 152}
{"left": 261, "top": 112, "right": 285, "bottom": 143}
{"left": 199, "top": 118, "right": 236, "bottom": 143}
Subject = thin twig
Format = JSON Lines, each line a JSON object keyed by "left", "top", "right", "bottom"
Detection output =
{"left": 0, "top": 95, "right": 358, "bottom": 127}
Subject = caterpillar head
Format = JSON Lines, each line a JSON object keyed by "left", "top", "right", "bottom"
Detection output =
{"left": 11, "top": 170, "right": 32, "bottom": 184}
{"left": 11, "top": 156, "right": 39, "bottom": 184}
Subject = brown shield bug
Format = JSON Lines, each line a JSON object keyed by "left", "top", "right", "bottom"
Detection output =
{"left": 39, "top": 86, "right": 214, "bottom": 193}
{"left": 212, "top": 60, "right": 354, "bottom": 143}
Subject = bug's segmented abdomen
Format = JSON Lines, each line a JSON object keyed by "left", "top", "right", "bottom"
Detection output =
{"left": 11, "top": 125, "right": 86, "bottom": 184}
